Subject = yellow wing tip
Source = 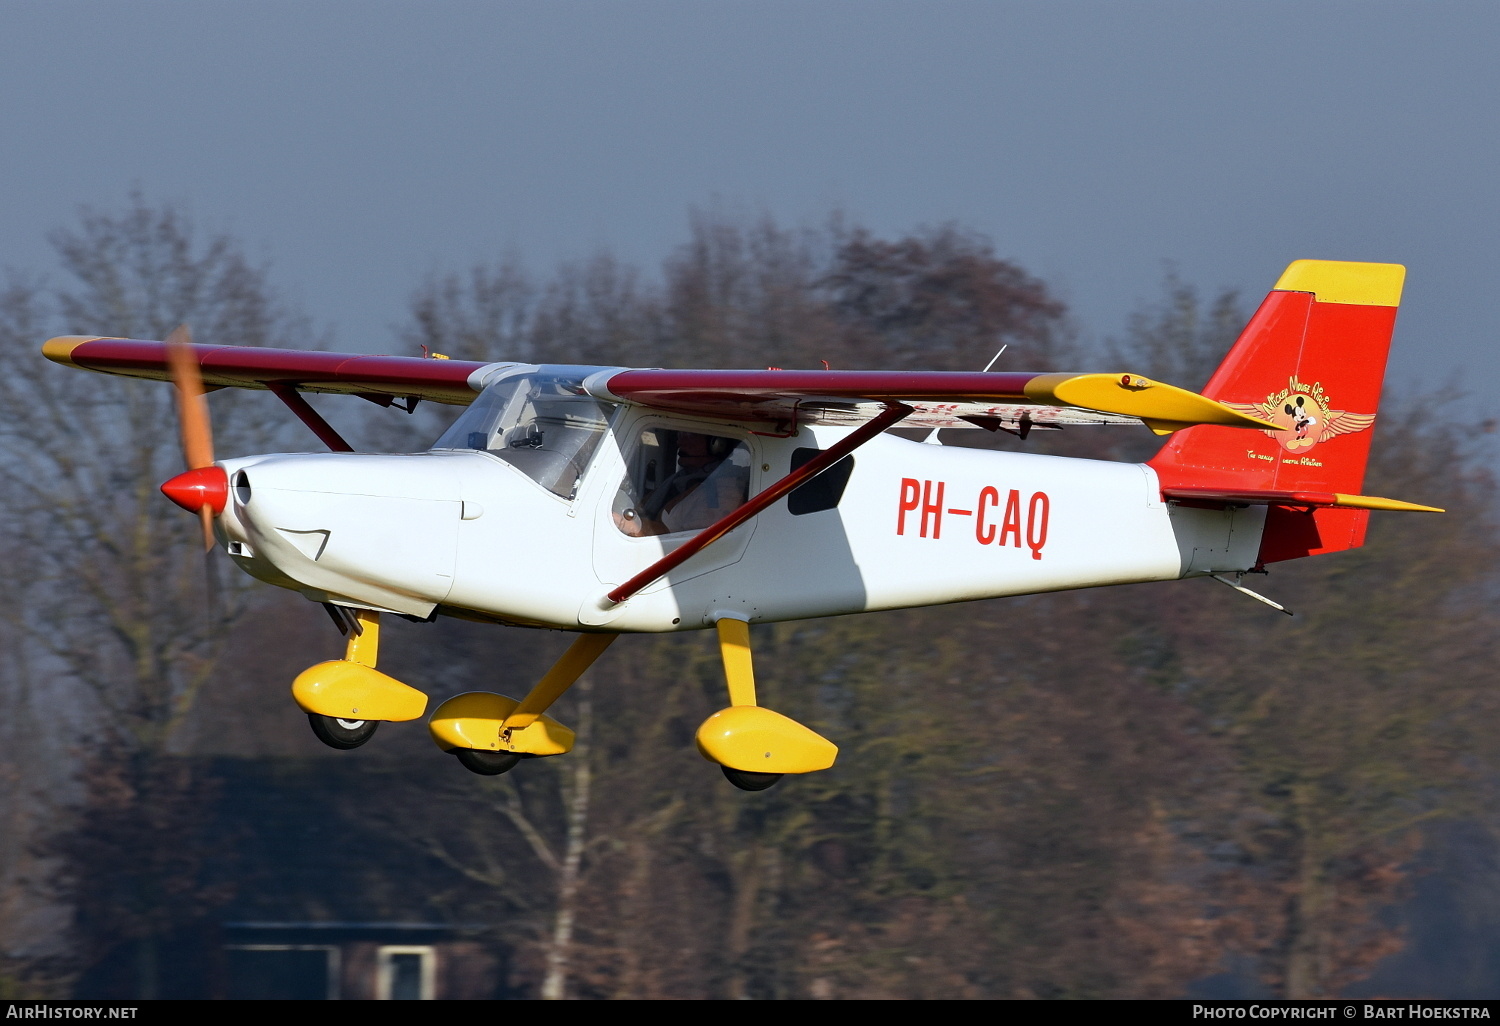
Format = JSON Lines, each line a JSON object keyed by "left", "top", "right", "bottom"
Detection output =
{"left": 1274, "top": 260, "right": 1405, "bottom": 307}
{"left": 1028, "top": 372, "right": 1286, "bottom": 434}
{"left": 41, "top": 335, "right": 102, "bottom": 365}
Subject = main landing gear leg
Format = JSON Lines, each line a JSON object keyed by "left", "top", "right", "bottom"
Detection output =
{"left": 429, "top": 633, "right": 618, "bottom": 776}
{"left": 294, "top": 609, "right": 430, "bottom": 750}
{"left": 696, "top": 617, "right": 838, "bottom": 791}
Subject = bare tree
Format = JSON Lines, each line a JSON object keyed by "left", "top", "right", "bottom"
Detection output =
{"left": 1108, "top": 269, "right": 1246, "bottom": 392}
{"left": 660, "top": 208, "right": 835, "bottom": 369}
{"left": 405, "top": 257, "right": 534, "bottom": 364}
{"left": 0, "top": 196, "right": 306, "bottom": 989}
{"left": 1113, "top": 281, "right": 1500, "bottom": 996}
{"left": 819, "top": 222, "right": 1068, "bottom": 372}
{"left": 0, "top": 197, "right": 302, "bottom": 755}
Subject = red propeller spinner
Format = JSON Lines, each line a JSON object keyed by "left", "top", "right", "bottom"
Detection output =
{"left": 161, "top": 465, "right": 228, "bottom": 515}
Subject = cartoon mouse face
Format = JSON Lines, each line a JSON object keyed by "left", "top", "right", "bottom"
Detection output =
{"left": 1283, "top": 395, "right": 1316, "bottom": 438}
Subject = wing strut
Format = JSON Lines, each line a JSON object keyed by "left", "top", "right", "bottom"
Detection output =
{"left": 268, "top": 382, "right": 355, "bottom": 452}
{"left": 606, "top": 402, "right": 913, "bottom": 605}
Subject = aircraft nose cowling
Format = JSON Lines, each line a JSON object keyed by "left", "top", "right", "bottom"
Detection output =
{"left": 161, "top": 466, "right": 229, "bottom": 515}
{"left": 222, "top": 452, "right": 466, "bottom": 617}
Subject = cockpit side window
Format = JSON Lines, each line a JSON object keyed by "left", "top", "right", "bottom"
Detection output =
{"left": 613, "top": 427, "right": 751, "bottom": 536}
{"left": 432, "top": 368, "right": 613, "bottom": 499}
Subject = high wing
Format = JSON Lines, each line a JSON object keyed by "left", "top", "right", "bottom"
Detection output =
{"left": 44, "top": 336, "right": 1279, "bottom": 435}
{"left": 586, "top": 368, "right": 1280, "bottom": 435}
{"left": 43, "top": 336, "right": 491, "bottom": 406}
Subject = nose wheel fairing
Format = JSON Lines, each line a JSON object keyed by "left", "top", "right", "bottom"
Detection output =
{"left": 295, "top": 609, "right": 433, "bottom": 752}
{"left": 429, "top": 692, "right": 577, "bottom": 758}
{"left": 293, "top": 610, "right": 429, "bottom": 724}
{"left": 293, "top": 660, "right": 428, "bottom": 722}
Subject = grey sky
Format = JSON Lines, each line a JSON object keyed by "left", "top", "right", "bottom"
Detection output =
{"left": 2, "top": 1, "right": 1496, "bottom": 401}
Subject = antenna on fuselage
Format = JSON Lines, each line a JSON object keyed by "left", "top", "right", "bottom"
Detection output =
{"left": 1210, "top": 573, "right": 1293, "bottom": 616}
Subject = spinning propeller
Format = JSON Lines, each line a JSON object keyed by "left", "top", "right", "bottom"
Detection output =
{"left": 158, "top": 325, "right": 228, "bottom": 550}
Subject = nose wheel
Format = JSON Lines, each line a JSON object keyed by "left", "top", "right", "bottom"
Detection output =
{"left": 721, "top": 767, "right": 783, "bottom": 792}
{"left": 455, "top": 749, "right": 523, "bottom": 776}
{"left": 308, "top": 713, "right": 379, "bottom": 750}
{"left": 294, "top": 609, "right": 430, "bottom": 751}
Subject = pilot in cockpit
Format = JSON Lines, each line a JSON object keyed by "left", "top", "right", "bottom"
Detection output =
{"left": 617, "top": 432, "right": 750, "bottom": 537}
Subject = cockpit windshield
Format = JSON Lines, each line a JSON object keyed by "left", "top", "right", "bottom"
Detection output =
{"left": 431, "top": 366, "right": 614, "bottom": 499}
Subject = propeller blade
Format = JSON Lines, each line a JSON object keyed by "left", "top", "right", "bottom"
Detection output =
{"left": 202, "top": 534, "right": 224, "bottom": 616}
{"left": 165, "top": 324, "right": 215, "bottom": 470}
{"left": 165, "top": 325, "right": 219, "bottom": 557}
{"left": 197, "top": 505, "right": 216, "bottom": 554}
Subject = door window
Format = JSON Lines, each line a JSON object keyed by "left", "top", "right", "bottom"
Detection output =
{"left": 787, "top": 447, "right": 855, "bottom": 515}
{"left": 613, "top": 427, "right": 751, "bottom": 536}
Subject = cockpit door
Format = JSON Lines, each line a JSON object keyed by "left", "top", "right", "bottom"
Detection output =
{"left": 590, "top": 414, "right": 761, "bottom": 596}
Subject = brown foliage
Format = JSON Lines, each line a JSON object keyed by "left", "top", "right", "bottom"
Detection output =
{"left": 821, "top": 223, "right": 1066, "bottom": 371}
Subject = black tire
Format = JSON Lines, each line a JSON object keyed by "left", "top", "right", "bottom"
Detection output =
{"left": 455, "top": 749, "right": 523, "bottom": 776}
{"left": 308, "top": 713, "right": 379, "bottom": 750}
{"left": 721, "top": 766, "right": 784, "bottom": 791}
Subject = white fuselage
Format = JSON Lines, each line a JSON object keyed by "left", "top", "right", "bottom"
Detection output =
{"left": 214, "top": 416, "right": 1267, "bottom": 632}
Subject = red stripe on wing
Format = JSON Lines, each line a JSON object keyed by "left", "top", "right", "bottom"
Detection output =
{"left": 61, "top": 338, "right": 491, "bottom": 405}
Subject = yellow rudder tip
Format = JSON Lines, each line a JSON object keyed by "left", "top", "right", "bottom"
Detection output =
{"left": 1273, "top": 260, "right": 1405, "bottom": 307}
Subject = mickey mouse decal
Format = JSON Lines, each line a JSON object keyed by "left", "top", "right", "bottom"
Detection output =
{"left": 1286, "top": 394, "right": 1315, "bottom": 440}
{"left": 1226, "top": 376, "right": 1376, "bottom": 453}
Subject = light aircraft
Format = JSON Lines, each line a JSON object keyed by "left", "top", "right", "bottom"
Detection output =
{"left": 43, "top": 260, "right": 1440, "bottom": 790}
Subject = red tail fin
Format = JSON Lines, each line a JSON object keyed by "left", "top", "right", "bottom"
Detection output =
{"left": 1148, "top": 260, "right": 1406, "bottom": 563}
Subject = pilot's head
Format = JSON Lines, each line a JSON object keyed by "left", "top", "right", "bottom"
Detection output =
{"left": 678, "top": 432, "right": 735, "bottom": 474}
{"left": 676, "top": 433, "right": 721, "bottom": 470}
